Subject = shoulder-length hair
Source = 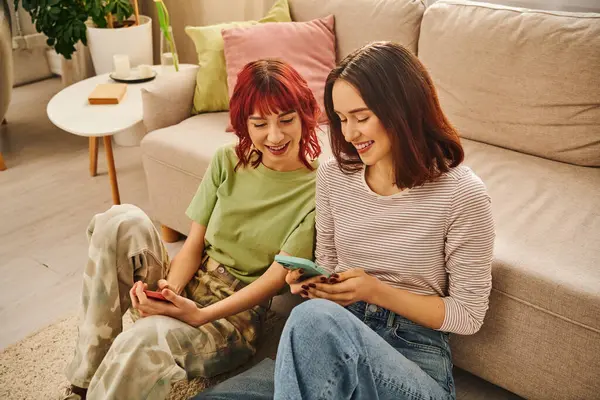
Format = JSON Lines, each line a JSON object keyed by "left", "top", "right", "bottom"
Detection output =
{"left": 229, "top": 59, "right": 321, "bottom": 170}
{"left": 323, "top": 41, "right": 464, "bottom": 189}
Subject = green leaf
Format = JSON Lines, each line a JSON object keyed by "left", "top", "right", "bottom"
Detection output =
{"left": 155, "top": 1, "right": 169, "bottom": 37}
{"left": 92, "top": 14, "right": 107, "bottom": 28}
{"left": 113, "top": 0, "right": 132, "bottom": 23}
{"left": 90, "top": 0, "right": 102, "bottom": 15}
{"left": 65, "top": 25, "right": 73, "bottom": 41}
{"left": 54, "top": 40, "right": 66, "bottom": 58}
{"left": 49, "top": 7, "right": 60, "bottom": 20}
{"left": 15, "top": 0, "right": 88, "bottom": 59}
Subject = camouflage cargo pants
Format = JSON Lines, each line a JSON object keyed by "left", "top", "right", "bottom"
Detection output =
{"left": 65, "top": 204, "right": 265, "bottom": 399}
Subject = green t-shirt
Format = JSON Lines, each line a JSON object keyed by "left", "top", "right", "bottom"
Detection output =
{"left": 186, "top": 144, "right": 318, "bottom": 283}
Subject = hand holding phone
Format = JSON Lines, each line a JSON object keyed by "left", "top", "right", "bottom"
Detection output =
{"left": 143, "top": 289, "right": 168, "bottom": 302}
{"left": 275, "top": 255, "right": 331, "bottom": 278}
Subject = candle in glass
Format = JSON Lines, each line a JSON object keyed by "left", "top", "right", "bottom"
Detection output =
{"left": 113, "top": 54, "right": 131, "bottom": 78}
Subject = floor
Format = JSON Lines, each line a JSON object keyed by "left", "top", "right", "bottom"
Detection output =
{"left": 0, "top": 77, "right": 183, "bottom": 349}
{"left": 0, "top": 78, "right": 521, "bottom": 399}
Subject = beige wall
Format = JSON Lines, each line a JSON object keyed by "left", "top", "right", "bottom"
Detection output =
{"left": 140, "top": 0, "right": 278, "bottom": 65}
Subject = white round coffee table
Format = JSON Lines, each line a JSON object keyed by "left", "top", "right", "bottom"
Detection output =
{"left": 47, "top": 64, "right": 195, "bottom": 204}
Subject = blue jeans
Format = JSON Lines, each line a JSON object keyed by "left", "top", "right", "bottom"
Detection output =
{"left": 195, "top": 299, "right": 455, "bottom": 400}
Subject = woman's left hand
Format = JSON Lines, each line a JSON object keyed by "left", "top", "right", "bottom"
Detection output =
{"left": 302, "top": 268, "right": 380, "bottom": 306}
{"left": 129, "top": 281, "right": 201, "bottom": 326}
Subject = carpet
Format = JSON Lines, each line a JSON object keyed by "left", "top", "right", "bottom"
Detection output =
{"left": 0, "top": 311, "right": 284, "bottom": 400}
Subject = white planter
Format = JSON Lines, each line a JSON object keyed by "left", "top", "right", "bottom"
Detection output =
{"left": 46, "top": 49, "right": 62, "bottom": 75}
{"left": 86, "top": 16, "right": 153, "bottom": 146}
{"left": 86, "top": 16, "right": 153, "bottom": 75}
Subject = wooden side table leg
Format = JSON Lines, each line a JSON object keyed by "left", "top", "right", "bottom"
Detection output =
{"left": 161, "top": 225, "right": 181, "bottom": 243}
{"left": 89, "top": 137, "right": 99, "bottom": 177}
{"left": 103, "top": 136, "right": 121, "bottom": 205}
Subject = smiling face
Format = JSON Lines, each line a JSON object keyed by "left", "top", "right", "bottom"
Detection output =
{"left": 331, "top": 79, "right": 393, "bottom": 167}
{"left": 229, "top": 59, "right": 322, "bottom": 171}
{"left": 247, "top": 109, "right": 304, "bottom": 171}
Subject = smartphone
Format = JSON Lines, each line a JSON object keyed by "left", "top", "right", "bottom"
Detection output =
{"left": 275, "top": 255, "right": 331, "bottom": 278}
{"left": 144, "top": 289, "right": 168, "bottom": 301}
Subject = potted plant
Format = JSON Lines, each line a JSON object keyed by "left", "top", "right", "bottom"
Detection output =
{"left": 15, "top": 0, "right": 152, "bottom": 74}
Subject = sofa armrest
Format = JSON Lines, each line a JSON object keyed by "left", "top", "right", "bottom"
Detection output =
{"left": 141, "top": 65, "right": 199, "bottom": 133}
{"left": 0, "top": 13, "right": 14, "bottom": 122}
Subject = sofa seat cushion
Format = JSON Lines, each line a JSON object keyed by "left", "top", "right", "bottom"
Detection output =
{"left": 142, "top": 112, "right": 334, "bottom": 180}
{"left": 462, "top": 138, "right": 600, "bottom": 332}
{"left": 142, "top": 113, "right": 237, "bottom": 179}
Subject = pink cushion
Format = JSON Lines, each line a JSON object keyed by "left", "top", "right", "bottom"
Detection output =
{"left": 222, "top": 15, "right": 336, "bottom": 125}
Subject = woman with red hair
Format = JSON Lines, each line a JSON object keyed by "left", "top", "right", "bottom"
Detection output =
{"left": 62, "top": 59, "right": 321, "bottom": 400}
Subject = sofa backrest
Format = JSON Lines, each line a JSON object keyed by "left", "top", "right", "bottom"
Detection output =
{"left": 289, "top": 0, "right": 425, "bottom": 60}
{"left": 418, "top": 0, "right": 600, "bottom": 167}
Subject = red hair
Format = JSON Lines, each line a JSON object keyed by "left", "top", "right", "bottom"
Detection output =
{"left": 229, "top": 59, "right": 321, "bottom": 170}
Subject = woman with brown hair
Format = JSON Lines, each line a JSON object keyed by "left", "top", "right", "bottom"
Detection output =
{"left": 197, "top": 41, "right": 495, "bottom": 400}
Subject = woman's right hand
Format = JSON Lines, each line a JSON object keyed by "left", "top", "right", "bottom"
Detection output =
{"left": 130, "top": 281, "right": 204, "bottom": 326}
{"left": 157, "top": 279, "right": 182, "bottom": 296}
{"left": 285, "top": 269, "right": 328, "bottom": 298}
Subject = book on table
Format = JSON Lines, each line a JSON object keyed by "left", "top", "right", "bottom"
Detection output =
{"left": 88, "top": 84, "right": 127, "bottom": 105}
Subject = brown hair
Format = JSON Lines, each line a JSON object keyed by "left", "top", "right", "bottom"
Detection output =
{"left": 323, "top": 41, "right": 464, "bottom": 189}
{"left": 229, "top": 59, "right": 321, "bottom": 171}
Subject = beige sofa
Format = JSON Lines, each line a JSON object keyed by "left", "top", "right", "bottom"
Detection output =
{"left": 6, "top": 1, "right": 53, "bottom": 87}
{"left": 0, "top": 6, "right": 13, "bottom": 170}
{"left": 140, "top": 1, "right": 600, "bottom": 399}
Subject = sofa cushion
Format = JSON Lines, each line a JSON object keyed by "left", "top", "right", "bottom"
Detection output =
{"left": 419, "top": 0, "right": 600, "bottom": 166}
{"left": 222, "top": 15, "right": 336, "bottom": 125}
{"left": 142, "top": 113, "right": 333, "bottom": 180}
{"left": 462, "top": 138, "right": 600, "bottom": 332}
{"left": 142, "top": 113, "right": 237, "bottom": 178}
{"left": 141, "top": 66, "right": 199, "bottom": 133}
{"left": 289, "top": 0, "right": 425, "bottom": 59}
{"left": 185, "top": 0, "right": 291, "bottom": 114}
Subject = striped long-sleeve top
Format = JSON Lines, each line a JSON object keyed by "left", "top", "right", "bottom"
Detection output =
{"left": 315, "top": 159, "right": 495, "bottom": 335}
